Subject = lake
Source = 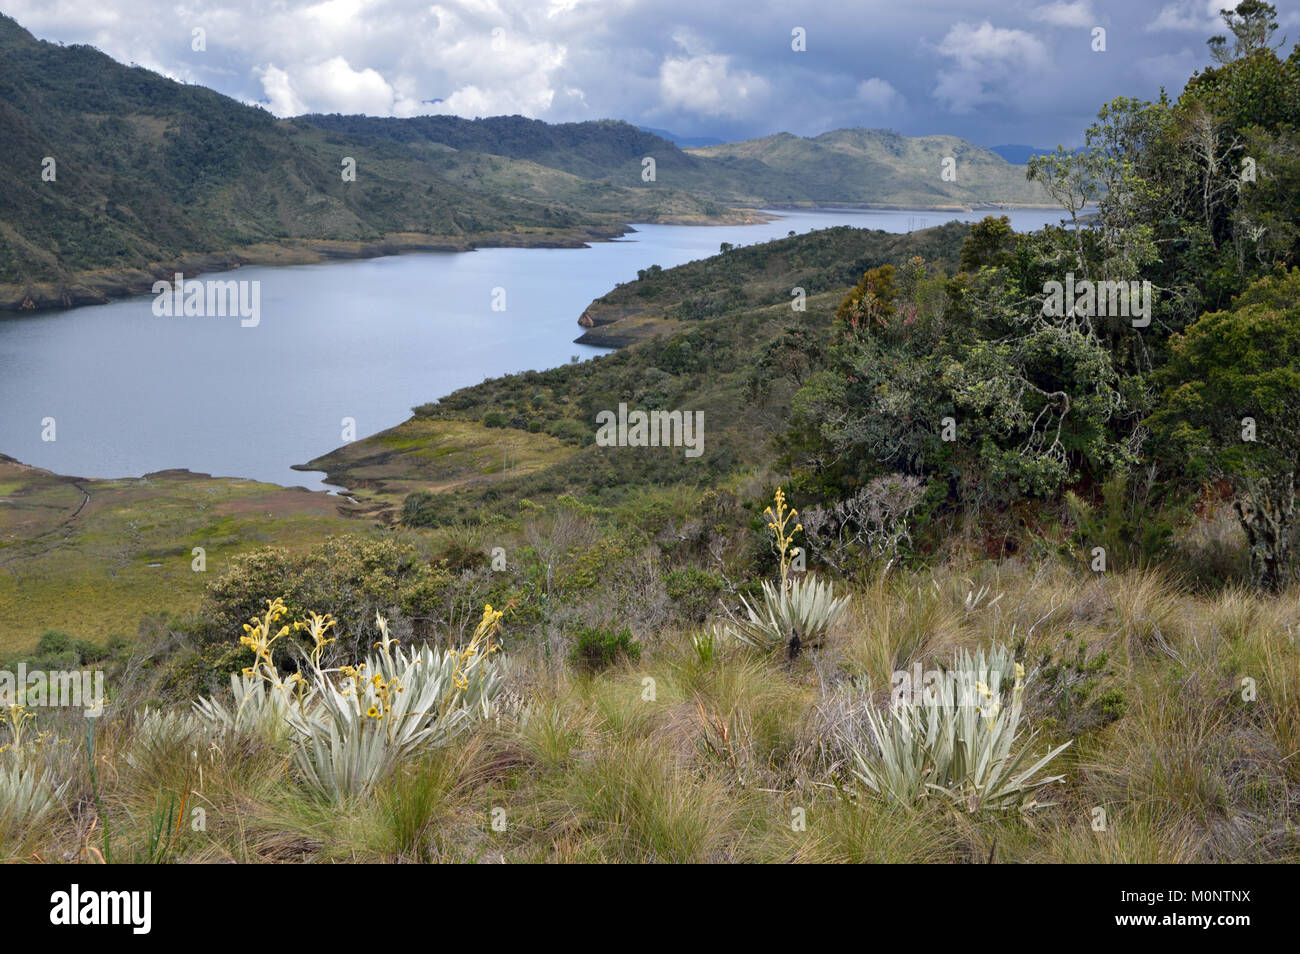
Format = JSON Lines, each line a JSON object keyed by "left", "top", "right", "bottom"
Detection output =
{"left": 0, "top": 207, "right": 1068, "bottom": 490}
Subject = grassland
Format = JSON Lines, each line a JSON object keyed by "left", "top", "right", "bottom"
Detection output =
{"left": 0, "top": 455, "right": 367, "bottom": 651}
{"left": 6, "top": 550, "right": 1296, "bottom": 864}
{"left": 300, "top": 419, "right": 578, "bottom": 511}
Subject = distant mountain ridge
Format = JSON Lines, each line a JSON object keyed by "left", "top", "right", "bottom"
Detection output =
{"left": 0, "top": 11, "right": 1052, "bottom": 309}
{"left": 686, "top": 129, "right": 1051, "bottom": 207}
{"left": 638, "top": 126, "right": 726, "bottom": 148}
{"left": 990, "top": 144, "right": 1059, "bottom": 164}
{"left": 305, "top": 115, "right": 1051, "bottom": 209}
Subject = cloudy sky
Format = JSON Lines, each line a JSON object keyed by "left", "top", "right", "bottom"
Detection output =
{"left": 3, "top": 0, "right": 1296, "bottom": 147}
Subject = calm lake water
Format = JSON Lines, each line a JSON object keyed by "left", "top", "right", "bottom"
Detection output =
{"left": 0, "top": 207, "right": 1067, "bottom": 490}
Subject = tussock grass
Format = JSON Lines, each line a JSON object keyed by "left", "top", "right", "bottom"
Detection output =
{"left": 5, "top": 558, "right": 1300, "bottom": 863}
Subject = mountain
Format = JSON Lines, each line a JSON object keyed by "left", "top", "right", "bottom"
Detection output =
{"left": 306, "top": 116, "right": 1052, "bottom": 209}
{"left": 302, "top": 113, "right": 812, "bottom": 204}
{"left": 638, "top": 126, "right": 726, "bottom": 148}
{"left": 0, "top": 15, "right": 736, "bottom": 307}
{"left": 990, "top": 144, "right": 1059, "bottom": 164}
{"left": 0, "top": 11, "right": 1052, "bottom": 310}
{"left": 686, "top": 129, "right": 1051, "bottom": 207}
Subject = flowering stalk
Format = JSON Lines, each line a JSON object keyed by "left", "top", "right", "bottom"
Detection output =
{"left": 763, "top": 488, "right": 803, "bottom": 588}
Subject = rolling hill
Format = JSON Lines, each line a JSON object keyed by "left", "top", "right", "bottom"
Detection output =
{"left": 686, "top": 129, "right": 1052, "bottom": 207}
{"left": 305, "top": 114, "right": 1052, "bottom": 210}
{"left": 0, "top": 15, "right": 738, "bottom": 308}
{"left": 0, "top": 11, "right": 1050, "bottom": 311}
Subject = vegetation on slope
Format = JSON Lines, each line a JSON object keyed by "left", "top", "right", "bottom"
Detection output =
{"left": 306, "top": 113, "right": 1054, "bottom": 209}
{"left": 0, "top": 15, "right": 741, "bottom": 302}
{"left": 687, "top": 128, "right": 1052, "bottom": 207}
{"left": 301, "top": 222, "right": 968, "bottom": 517}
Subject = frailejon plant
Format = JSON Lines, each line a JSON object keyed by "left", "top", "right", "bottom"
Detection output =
{"left": 847, "top": 645, "right": 1072, "bottom": 812}
{"left": 290, "top": 610, "right": 504, "bottom": 802}
{"left": 195, "top": 598, "right": 506, "bottom": 803}
{"left": 722, "top": 577, "right": 851, "bottom": 657}
{"left": 718, "top": 489, "right": 849, "bottom": 657}
{"left": 0, "top": 760, "right": 68, "bottom": 837}
{"left": 0, "top": 705, "right": 69, "bottom": 841}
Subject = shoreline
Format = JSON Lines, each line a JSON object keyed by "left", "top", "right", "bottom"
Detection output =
{"left": 0, "top": 202, "right": 1061, "bottom": 317}
{"left": 0, "top": 209, "right": 778, "bottom": 316}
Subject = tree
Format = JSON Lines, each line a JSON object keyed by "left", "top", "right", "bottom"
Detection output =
{"left": 958, "top": 216, "right": 1017, "bottom": 273}
{"left": 790, "top": 255, "right": 1132, "bottom": 514}
{"left": 1208, "top": 1, "right": 1283, "bottom": 64}
{"left": 1148, "top": 268, "right": 1300, "bottom": 589}
{"left": 1028, "top": 147, "right": 1100, "bottom": 274}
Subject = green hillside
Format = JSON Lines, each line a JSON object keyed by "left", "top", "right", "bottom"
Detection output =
{"left": 687, "top": 128, "right": 1052, "bottom": 207}
{"left": 0, "top": 15, "right": 738, "bottom": 306}
{"left": 303, "top": 113, "right": 820, "bottom": 204}
{"left": 0, "top": 11, "right": 1051, "bottom": 309}
{"left": 306, "top": 114, "right": 1053, "bottom": 208}
{"left": 302, "top": 221, "right": 970, "bottom": 519}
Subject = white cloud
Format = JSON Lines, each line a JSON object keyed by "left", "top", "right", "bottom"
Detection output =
{"left": 254, "top": 65, "right": 307, "bottom": 115}
{"left": 0, "top": 0, "right": 1224, "bottom": 148}
{"left": 416, "top": 7, "right": 573, "bottom": 118}
{"left": 1029, "top": 1, "right": 1095, "bottom": 29}
{"left": 657, "top": 32, "right": 770, "bottom": 118}
{"left": 254, "top": 56, "right": 425, "bottom": 116}
{"left": 1145, "top": 0, "right": 1221, "bottom": 33}
{"left": 856, "top": 77, "right": 903, "bottom": 112}
{"left": 931, "top": 21, "right": 1048, "bottom": 113}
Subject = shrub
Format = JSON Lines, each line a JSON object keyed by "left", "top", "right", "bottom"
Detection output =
{"left": 440, "top": 539, "right": 489, "bottom": 574}
{"left": 203, "top": 537, "right": 450, "bottom": 658}
{"left": 662, "top": 567, "right": 724, "bottom": 622}
{"left": 5, "top": 630, "right": 111, "bottom": 669}
{"left": 569, "top": 625, "right": 641, "bottom": 673}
